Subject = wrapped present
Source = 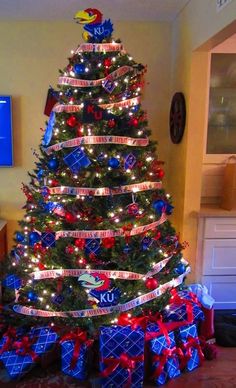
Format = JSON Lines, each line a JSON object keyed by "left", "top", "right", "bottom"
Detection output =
{"left": 162, "top": 290, "right": 204, "bottom": 325}
{"left": 99, "top": 325, "right": 144, "bottom": 388}
{"left": 60, "top": 329, "right": 93, "bottom": 380}
{"left": 175, "top": 323, "right": 204, "bottom": 372}
{"left": 29, "top": 326, "right": 59, "bottom": 354}
{"left": 0, "top": 336, "right": 39, "bottom": 380}
{"left": 147, "top": 323, "right": 181, "bottom": 386}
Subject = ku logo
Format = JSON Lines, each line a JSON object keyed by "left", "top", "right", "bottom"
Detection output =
{"left": 94, "top": 26, "right": 105, "bottom": 36}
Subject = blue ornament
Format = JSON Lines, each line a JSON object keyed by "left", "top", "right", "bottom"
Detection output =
{"left": 42, "top": 111, "right": 55, "bottom": 146}
{"left": 43, "top": 202, "right": 57, "bottom": 213}
{"left": 16, "top": 232, "right": 25, "bottom": 243}
{"left": 41, "top": 186, "right": 50, "bottom": 198}
{"left": 141, "top": 237, "right": 153, "bottom": 251}
{"left": 85, "top": 239, "right": 100, "bottom": 255}
{"left": 41, "top": 232, "right": 56, "bottom": 248}
{"left": 37, "top": 169, "right": 44, "bottom": 181}
{"left": 175, "top": 263, "right": 186, "bottom": 275}
{"left": 64, "top": 147, "right": 91, "bottom": 174}
{"left": 131, "top": 104, "right": 140, "bottom": 112}
{"left": 166, "top": 203, "right": 174, "bottom": 215}
{"left": 27, "top": 291, "right": 38, "bottom": 302}
{"left": 123, "top": 244, "right": 131, "bottom": 254}
{"left": 97, "top": 153, "right": 105, "bottom": 162}
{"left": 29, "top": 231, "right": 41, "bottom": 246}
{"left": 108, "top": 157, "right": 120, "bottom": 169}
{"left": 152, "top": 199, "right": 166, "bottom": 215}
{"left": 65, "top": 88, "right": 73, "bottom": 97}
{"left": 74, "top": 63, "right": 86, "bottom": 74}
{"left": 124, "top": 153, "right": 136, "bottom": 170}
{"left": 2, "top": 274, "right": 22, "bottom": 290}
{"left": 47, "top": 157, "right": 59, "bottom": 171}
{"left": 52, "top": 294, "right": 64, "bottom": 305}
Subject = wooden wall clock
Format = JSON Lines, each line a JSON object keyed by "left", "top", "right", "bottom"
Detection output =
{"left": 169, "top": 92, "right": 186, "bottom": 144}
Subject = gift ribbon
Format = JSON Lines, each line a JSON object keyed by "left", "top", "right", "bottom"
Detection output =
{"left": 59, "top": 65, "right": 134, "bottom": 87}
{"left": 0, "top": 326, "right": 17, "bottom": 355}
{"left": 13, "top": 269, "right": 190, "bottom": 318}
{"left": 169, "top": 289, "right": 194, "bottom": 324}
{"left": 13, "top": 336, "right": 39, "bottom": 362}
{"left": 152, "top": 347, "right": 183, "bottom": 379}
{"left": 101, "top": 353, "right": 144, "bottom": 387}
{"left": 48, "top": 181, "right": 162, "bottom": 197}
{"left": 180, "top": 336, "right": 204, "bottom": 368}
{"left": 60, "top": 329, "right": 93, "bottom": 370}
{"left": 75, "top": 43, "right": 124, "bottom": 53}
{"left": 53, "top": 96, "right": 141, "bottom": 113}
{"left": 44, "top": 135, "right": 148, "bottom": 155}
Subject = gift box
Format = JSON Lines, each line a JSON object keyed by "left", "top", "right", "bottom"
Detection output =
{"left": 29, "top": 326, "right": 59, "bottom": 354}
{"left": 99, "top": 325, "right": 144, "bottom": 388}
{"left": 162, "top": 290, "right": 204, "bottom": 324}
{"left": 175, "top": 323, "right": 204, "bottom": 372}
{"left": 60, "top": 329, "right": 93, "bottom": 380}
{"left": 147, "top": 323, "right": 181, "bottom": 386}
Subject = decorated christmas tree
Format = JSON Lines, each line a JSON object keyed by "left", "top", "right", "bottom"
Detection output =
{"left": 0, "top": 9, "right": 207, "bottom": 385}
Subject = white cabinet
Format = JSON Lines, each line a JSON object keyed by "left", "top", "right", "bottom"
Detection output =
{"left": 198, "top": 211, "right": 236, "bottom": 309}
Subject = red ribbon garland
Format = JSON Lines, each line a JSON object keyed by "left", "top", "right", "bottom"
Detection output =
{"left": 180, "top": 336, "right": 204, "bottom": 368}
{"left": 13, "top": 336, "right": 39, "bottom": 362}
{"left": 0, "top": 326, "right": 17, "bottom": 355}
{"left": 152, "top": 346, "right": 183, "bottom": 378}
{"left": 60, "top": 329, "right": 93, "bottom": 370}
{"left": 101, "top": 353, "right": 144, "bottom": 387}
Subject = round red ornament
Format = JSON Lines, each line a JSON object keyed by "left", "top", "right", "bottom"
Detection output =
{"left": 67, "top": 116, "right": 77, "bottom": 127}
{"left": 127, "top": 203, "right": 139, "bottom": 215}
{"left": 156, "top": 168, "right": 165, "bottom": 179}
{"left": 102, "top": 237, "right": 115, "bottom": 249}
{"left": 104, "top": 58, "right": 112, "bottom": 68}
{"left": 66, "top": 245, "right": 74, "bottom": 255}
{"left": 65, "top": 212, "right": 77, "bottom": 223}
{"left": 75, "top": 238, "right": 86, "bottom": 249}
{"left": 145, "top": 277, "right": 158, "bottom": 290}
{"left": 108, "top": 119, "right": 116, "bottom": 128}
{"left": 50, "top": 179, "right": 59, "bottom": 187}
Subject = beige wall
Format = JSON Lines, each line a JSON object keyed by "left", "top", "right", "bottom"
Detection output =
{"left": 169, "top": 0, "right": 236, "bottom": 282}
{"left": 0, "top": 21, "right": 172, "bottom": 247}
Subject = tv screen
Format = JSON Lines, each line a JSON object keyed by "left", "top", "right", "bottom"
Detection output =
{"left": 0, "top": 96, "right": 13, "bottom": 166}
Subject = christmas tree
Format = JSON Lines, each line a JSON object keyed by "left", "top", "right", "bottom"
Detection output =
{"left": 1, "top": 9, "right": 190, "bottom": 336}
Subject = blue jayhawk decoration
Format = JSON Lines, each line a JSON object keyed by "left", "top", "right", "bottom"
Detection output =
{"left": 74, "top": 8, "right": 113, "bottom": 42}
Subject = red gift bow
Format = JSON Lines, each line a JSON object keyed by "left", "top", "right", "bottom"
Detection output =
{"left": 13, "top": 336, "right": 39, "bottom": 362}
{"left": 152, "top": 346, "right": 184, "bottom": 378}
{"left": 180, "top": 336, "right": 204, "bottom": 368}
{"left": 60, "top": 329, "right": 93, "bottom": 370}
{"left": 101, "top": 353, "right": 144, "bottom": 387}
{"left": 0, "top": 326, "right": 17, "bottom": 355}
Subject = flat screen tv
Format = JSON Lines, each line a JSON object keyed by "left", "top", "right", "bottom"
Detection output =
{"left": 0, "top": 96, "right": 13, "bottom": 166}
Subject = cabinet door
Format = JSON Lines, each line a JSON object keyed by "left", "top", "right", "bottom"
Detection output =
{"left": 202, "top": 275, "right": 236, "bottom": 309}
{"left": 203, "top": 239, "right": 236, "bottom": 275}
{"left": 204, "top": 218, "right": 236, "bottom": 239}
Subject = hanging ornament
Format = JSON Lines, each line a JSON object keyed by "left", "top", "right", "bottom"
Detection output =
{"left": 85, "top": 239, "right": 100, "bottom": 255}
{"left": 29, "top": 231, "right": 41, "bottom": 246}
{"left": 66, "top": 115, "right": 78, "bottom": 127}
{"left": 128, "top": 117, "right": 139, "bottom": 127}
{"left": 41, "top": 232, "right": 56, "bottom": 248}
{"left": 141, "top": 236, "right": 153, "bottom": 251}
{"left": 104, "top": 58, "right": 112, "bottom": 68}
{"left": 152, "top": 199, "right": 166, "bottom": 215}
{"left": 65, "top": 245, "right": 74, "bottom": 255}
{"left": 145, "top": 277, "right": 158, "bottom": 290}
{"left": 2, "top": 274, "right": 22, "bottom": 290}
{"left": 124, "top": 153, "right": 136, "bottom": 170}
{"left": 65, "top": 211, "right": 77, "bottom": 223}
{"left": 123, "top": 244, "right": 131, "bottom": 254}
{"left": 156, "top": 168, "right": 165, "bottom": 179}
{"left": 97, "top": 153, "right": 105, "bottom": 162}
{"left": 37, "top": 169, "right": 44, "bottom": 181}
{"left": 78, "top": 272, "right": 110, "bottom": 291}
{"left": 102, "top": 237, "right": 115, "bottom": 249}
{"left": 65, "top": 88, "right": 73, "bottom": 97}
{"left": 103, "top": 78, "right": 116, "bottom": 94}
{"left": 108, "top": 157, "right": 120, "bottom": 169}
{"left": 74, "top": 63, "right": 86, "bottom": 74}
{"left": 174, "top": 263, "right": 186, "bottom": 275}
{"left": 50, "top": 179, "right": 59, "bottom": 187}
{"left": 108, "top": 119, "right": 116, "bottom": 128}
{"left": 153, "top": 231, "right": 161, "bottom": 240}
{"left": 16, "top": 232, "right": 25, "bottom": 243}
{"left": 166, "top": 203, "right": 174, "bottom": 215}
{"left": 52, "top": 294, "right": 64, "bottom": 305}
{"left": 127, "top": 202, "right": 139, "bottom": 216}
{"left": 27, "top": 291, "right": 38, "bottom": 302}
{"left": 47, "top": 157, "right": 59, "bottom": 171}
{"left": 42, "top": 111, "right": 55, "bottom": 146}
{"left": 63, "top": 147, "right": 91, "bottom": 174}
{"left": 75, "top": 238, "right": 86, "bottom": 249}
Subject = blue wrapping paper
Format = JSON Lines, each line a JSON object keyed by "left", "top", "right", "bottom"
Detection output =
{"left": 99, "top": 325, "right": 144, "bottom": 388}
{"left": 147, "top": 324, "right": 180, "bottom": 386}
{"left": 29, "top": 326, "right": 58, "bottom": 354}
{"left": 175, "top": 324, "right": 201, "bottom": 372}
{"left": 61, "top": 340, "right": 88, "bottom": 380}
{"left": 162, "top": 290, "right": 204, "bottom": 324}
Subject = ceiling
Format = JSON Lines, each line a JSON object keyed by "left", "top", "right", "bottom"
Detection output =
{"left": 0, "top": 0, "right": 190, "bottom": 22}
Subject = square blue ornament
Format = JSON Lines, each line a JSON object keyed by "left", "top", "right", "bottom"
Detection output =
{"left": 41, "top": 232, "right": 55, "bottom": 248}
{"left": 64, "top": 147, "right": 91, "bottom": 173}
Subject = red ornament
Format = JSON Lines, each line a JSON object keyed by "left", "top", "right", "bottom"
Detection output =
{"left": 104, "top": 58, "right": 112, "bottom": 68}
{"left": 153, "top": 231, "right": 161, "bottom": 240}
{"left": 66, "top": 245, "right": 74, "bottom": 255}
{"left": 156, "top": 168, "right": 165, "bottom": 179}
{"left": 77, "top": 124, "right": 83, "bottom": 137}
{"left": 77, "top": 257, "right": 86, "bottom": 266}
{"left": 66, "top": 116, "right": 77, "bottom": 127}
{"left": 38, "top": 262, "right": 46, "bottom": 270}
{"left": 127, "top": 203, "right": 139, "bottom": 215}
{"left": 145, "top": 277, "right": 158, "bottom": 290}
{"left": 50, "top": 179, "right": 59, "bottom": 187}
{"left": 75, "top": 238, "right": 86, "bottom": 249}
{"left": 128, "top": 118, "right": 139, "bottom": 127}
{"left": 108, "top": 119, "right": 116, "bottom": 128}
{"left": 65, "top": 212, "right": 77, "bottom": 223}
{"left": 89, "top": 252, "right": 97, "bottom": 261}
{"left": 102, "top": 237, "right": 115, "bottom": 249}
